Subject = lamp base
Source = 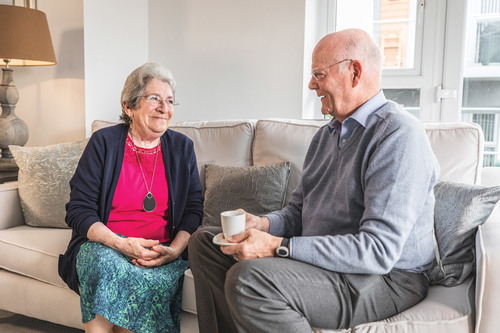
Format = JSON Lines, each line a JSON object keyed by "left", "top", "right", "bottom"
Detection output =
{"left": 0, "top": 157, "right": 19, "bottom": 172}
{"left": 0, "top": 67, "right": 29, "bottom": 163}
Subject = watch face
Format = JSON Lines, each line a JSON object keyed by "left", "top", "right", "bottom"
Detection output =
{"left": 277, "top": 246, "right": 289, "bottom": 257}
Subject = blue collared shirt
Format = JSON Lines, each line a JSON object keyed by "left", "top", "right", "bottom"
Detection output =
{"left": 329, "top": 90, "right": 387, "bottom": 148}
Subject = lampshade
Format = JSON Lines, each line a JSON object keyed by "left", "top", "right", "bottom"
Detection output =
{"left": 0, "top": 4, "right": 56, "bottom": 173}
{"left": 0, "top": 4, "right": 56, "bottom": 66}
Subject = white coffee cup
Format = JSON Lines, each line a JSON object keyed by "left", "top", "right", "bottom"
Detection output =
{"left": 221, "top": 210, "right": 246, "bottom": 239}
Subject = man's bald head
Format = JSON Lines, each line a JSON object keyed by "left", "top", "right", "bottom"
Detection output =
{"left": 308, "top": 29, "right": 383, "bottom": 121}
{"left": 315, "top": 29, "right": 382, "bottom": 82}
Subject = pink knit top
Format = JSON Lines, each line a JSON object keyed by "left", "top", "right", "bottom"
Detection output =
{"left": 107, "top": 135, "right": 170, "bottom": 243}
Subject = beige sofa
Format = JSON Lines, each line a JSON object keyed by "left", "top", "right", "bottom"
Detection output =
{"left": 0, "top": 119, "right": 499, "bottom": 332}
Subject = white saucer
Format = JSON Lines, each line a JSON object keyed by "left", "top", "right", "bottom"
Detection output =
{"left": 213, "top": 233, "right": 238, "bottom": 246}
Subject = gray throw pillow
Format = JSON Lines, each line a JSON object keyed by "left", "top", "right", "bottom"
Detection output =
{"left": 10, "top": 139, "right": 89, "bottom": 228}
{"left": 428, "top": 181, "right": 500, "bottom": 286}
{"left": 203, "top": 162, "right": 291, "bottom": 226}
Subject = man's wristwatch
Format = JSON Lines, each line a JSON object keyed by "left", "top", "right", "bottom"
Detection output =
{"left": 276, "top": 238, "right": 290, "bottom": 258}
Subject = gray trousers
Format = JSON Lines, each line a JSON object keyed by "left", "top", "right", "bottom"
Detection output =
{"left": 188, "top": 226, "right": 429, "bottom": 333}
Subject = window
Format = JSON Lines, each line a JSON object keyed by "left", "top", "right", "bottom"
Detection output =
{"left": 373, "top": 0, "right": 419, "bottom": 69}
{"left": 306, "top": 0, "right": 436, "bottom": 120}
{"left": 383, "top": 88, "right": 420, "bottom": 118}
{"left": 335, "top": 0, "right": 423, "bottom": 73}
{"left": 304, "top": 0, "right": 500, "bottom": 166}
{"left": 462, "top": 0, "right": 500, "bottom": 166}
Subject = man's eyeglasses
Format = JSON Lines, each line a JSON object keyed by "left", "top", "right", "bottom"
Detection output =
{"left": 311, "top": 59, "right": 353, "bottom": 81}
{"left": 141, "top": 95, "right": 179, "bottom": 108}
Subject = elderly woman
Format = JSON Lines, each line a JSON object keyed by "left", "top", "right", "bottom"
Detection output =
{"left": 58, "top": 63, "right": 203, "bottom": 332}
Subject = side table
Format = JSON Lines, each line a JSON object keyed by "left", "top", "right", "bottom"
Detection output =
{"left": 0, "top": 171, "right": 18, "bottom": 184}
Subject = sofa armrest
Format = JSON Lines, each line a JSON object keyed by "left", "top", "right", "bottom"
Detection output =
{"left": 475, "top": 205, "right": 500, "bottom": 333}
{"left": 0, "top": 182, "right": 25, "bottom": 230}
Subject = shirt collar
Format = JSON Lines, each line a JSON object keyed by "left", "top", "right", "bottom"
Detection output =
{"left": 328, "top": 90, "right": 386, "bottom": 133}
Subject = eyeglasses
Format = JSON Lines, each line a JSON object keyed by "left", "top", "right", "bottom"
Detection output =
{"left": 311, "top": 59, "right": 353, "bottom": 81}
{"left": 141, "top": 94, "right": 179, "bottom": 108}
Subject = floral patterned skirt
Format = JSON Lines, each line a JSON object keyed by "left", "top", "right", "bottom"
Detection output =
{"left": 76, "top": 240, "right": 189, "bottom": 333}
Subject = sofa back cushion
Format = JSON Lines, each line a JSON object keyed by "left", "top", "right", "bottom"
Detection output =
{"left": 92, "top": 119, "right": 255, "bottom": 192}
{"left": 93, "top": 119, "right": 485, "bottom": 198}
{"left": 252, "top": 119, "right": 329, "bottom": 203}
{"left": 251, "top": 120, "right": 484, "bottom": 204}
{"left": 423, "top": 122, "right": 484, "bottom": 185}
{"left": 170, "top": 120, "right": 255, "bottom": 191}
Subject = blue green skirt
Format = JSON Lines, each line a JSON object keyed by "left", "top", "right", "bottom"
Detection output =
{"left": 76, "top": 240, "right": 189, "bottom": 332}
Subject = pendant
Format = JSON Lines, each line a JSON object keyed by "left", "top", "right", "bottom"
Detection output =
{"left": 143, "top": 192, "right": 156, "bottom": 212}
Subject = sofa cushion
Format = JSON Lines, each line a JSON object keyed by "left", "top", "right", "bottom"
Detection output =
{"left": 203, "top": 162, "right": 291, "bottom": 226}
{"left": 10, "top": 140, "right": 89, "bottom": 228}
{"left": 92, "top": 119, "right": 256, "bottom": 192}
{"left": 91, "top": 119, "right": 119, "bottom": 133}
{"left": 428, "top": 181, "right": 500, "bottom": 286}
{"left": 423, "top": 122, "right": 484, "bottom": 185}
{"left": 313, "top": 278, "right": 474, "bottom": 332}
{"left": 181, "top": 269, "right": 474, "bottom": 332}
{"left": 0, "top": 225, "right": 73, "bottom": 288}
{"left": 171, "top": 120, "right": 255, "bottom": 192}
{"left": 252, "top": 119, "right": 329, "bottom": 204}
{"left": 181, "top": 269, "right": 197, "bottom": 314}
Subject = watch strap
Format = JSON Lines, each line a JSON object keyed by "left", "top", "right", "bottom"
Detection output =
{"left": 280, "top": 237, "right": 290, "bottom": 248}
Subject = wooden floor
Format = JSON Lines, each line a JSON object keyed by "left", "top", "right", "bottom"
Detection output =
{"left": 0, "top": 309, "right": 83, "bottom": 333}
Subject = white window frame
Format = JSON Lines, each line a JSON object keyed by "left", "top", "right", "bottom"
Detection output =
{"left": 302, "top": 0, "right": 461, "bottom": 123}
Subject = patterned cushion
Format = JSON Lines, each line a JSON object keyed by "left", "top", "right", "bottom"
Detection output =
{"left": 10, "top": 139, "right": 88, "bottom": 228}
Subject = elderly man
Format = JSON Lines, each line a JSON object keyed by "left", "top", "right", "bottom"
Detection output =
{"left": 188, "top": 29, "right": 440, "bottom": 332}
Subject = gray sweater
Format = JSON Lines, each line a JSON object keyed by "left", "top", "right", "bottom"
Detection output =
{"left": 267, "top": 98, "right": 440, "bottom": 274}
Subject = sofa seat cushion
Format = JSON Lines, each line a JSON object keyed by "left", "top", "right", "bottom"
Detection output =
{"left": 313, "top": 278, "right": 474, "bottom": 332}
{"left": 182, "top": 267, "right": 473, "bottom": 332}
{"left": 181, "top": 269, "right": 197, "bottom": 315}
{"left": 0, "top": 225, "right": 72, "bottom": 288}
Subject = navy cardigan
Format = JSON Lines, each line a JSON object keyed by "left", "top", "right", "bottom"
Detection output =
{"left": 58, "top": 124, "right": 204, "bottom": 293}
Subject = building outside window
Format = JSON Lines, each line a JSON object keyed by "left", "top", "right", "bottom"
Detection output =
{"left": 373, "top": 0, "right": 416, "bottom": 69}
{"left": 462, "top": 0, "right": 500, "bottom": 166}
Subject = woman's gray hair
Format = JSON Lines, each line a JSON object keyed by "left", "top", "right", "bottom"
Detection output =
{"left": 120, "top": 62, "right": 176, "bottom": 124}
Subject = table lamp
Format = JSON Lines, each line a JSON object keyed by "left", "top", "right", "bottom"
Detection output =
{"left": 0, "top": 4, "right": 56, "bottom": 171}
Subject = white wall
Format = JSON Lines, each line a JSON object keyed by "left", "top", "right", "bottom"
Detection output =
{"left": 146, "top": 0, "right": 306, "bottom": 122}
{"left": 83, "top": 0, "right": 149, "bottom": 137}
{"left": 1, "top": 0, "right": 85, "bottom": 146}
{"left": 84, "top": 0, "right": 307, "bottom": 124}
{"left": 3, "top": 0, "right": 312, "bottom": 145}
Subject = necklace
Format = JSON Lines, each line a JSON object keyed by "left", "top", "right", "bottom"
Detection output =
{"left": 129, "top": 132, "right": 159, "bottom": 212}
